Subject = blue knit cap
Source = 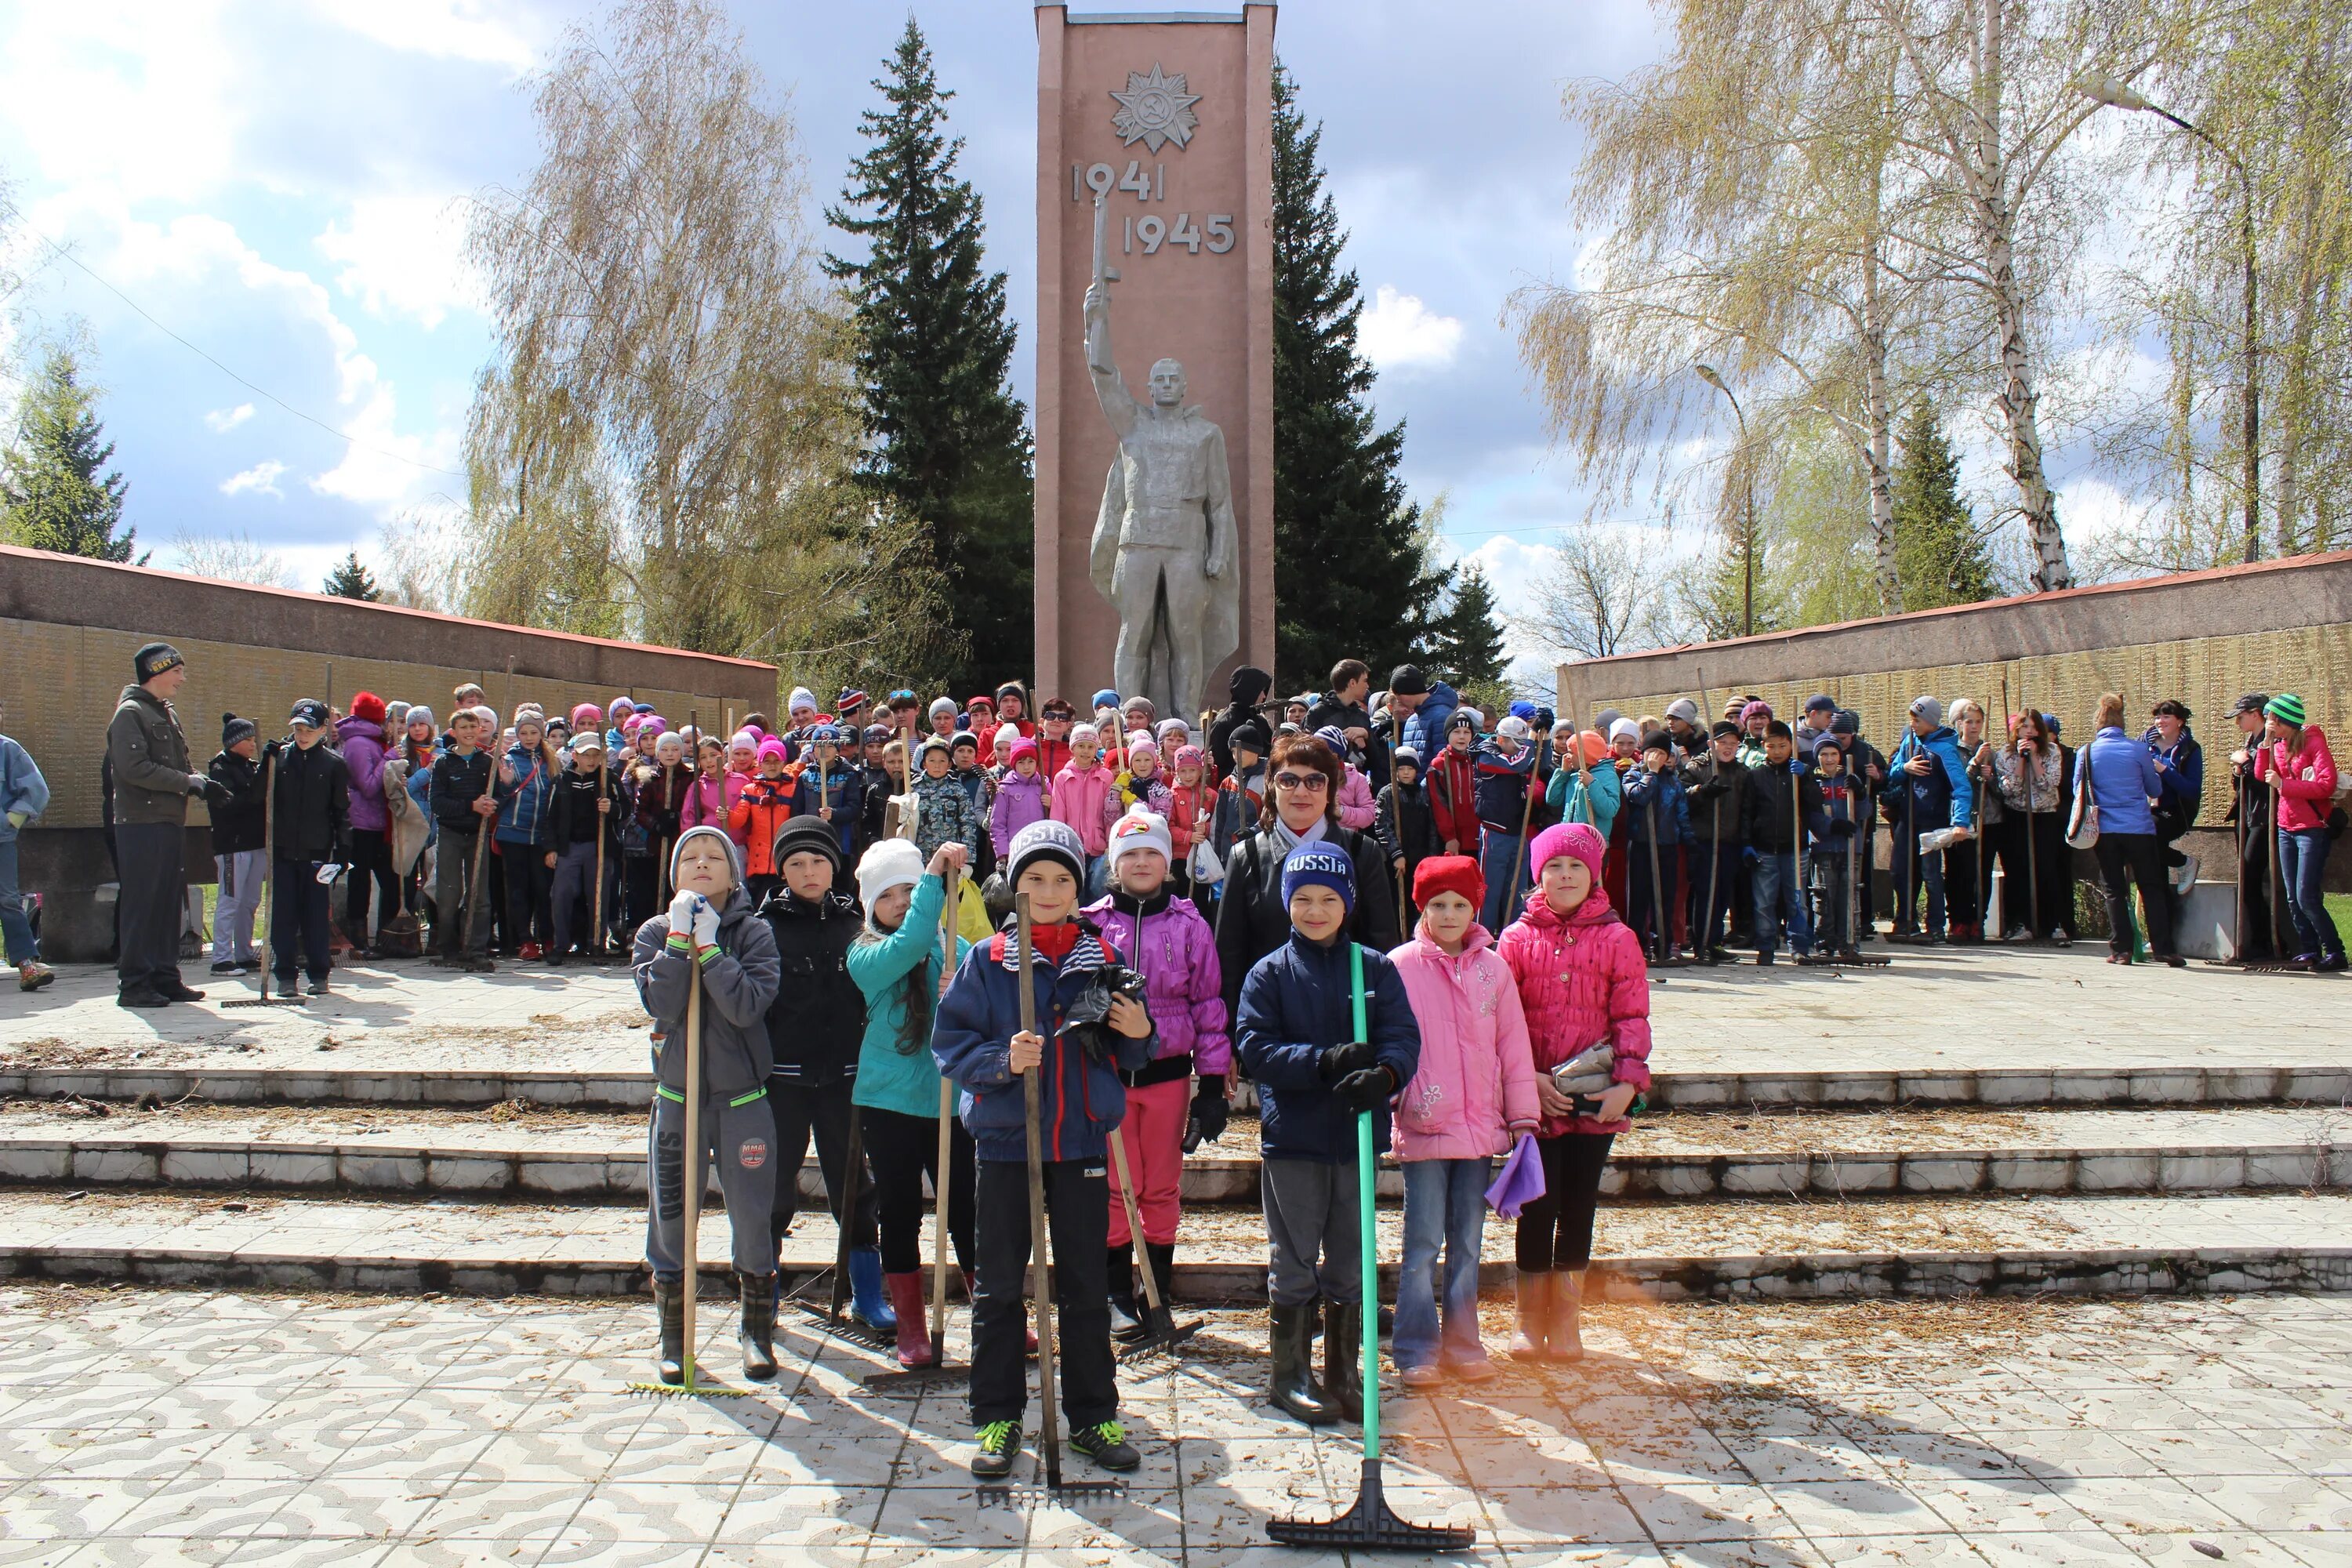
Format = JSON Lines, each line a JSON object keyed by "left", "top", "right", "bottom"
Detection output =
{"left": 1281, "top": 840, "right": 1356, "bottom": 915}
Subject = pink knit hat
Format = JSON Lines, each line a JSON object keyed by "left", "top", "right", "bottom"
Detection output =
{"left": 1529, "top": 821, "right": 1604, "bottom": 881}
{"left": 570, "top": 702, "right": 603, "bottom": 729}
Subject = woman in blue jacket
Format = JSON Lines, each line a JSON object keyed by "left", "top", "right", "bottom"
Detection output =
{"left": 2076, "top": 693, "right": 2181, "bottom": 965}
{"left": 0, "top": 702, "right": 52, "bottom": 991}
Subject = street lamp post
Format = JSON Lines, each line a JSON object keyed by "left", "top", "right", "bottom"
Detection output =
{"left": 1694, "top": 363, "right": 1755, "bottom": 636}
{"left": 2083, "top": 71, "right": 2260, "bottom": 564}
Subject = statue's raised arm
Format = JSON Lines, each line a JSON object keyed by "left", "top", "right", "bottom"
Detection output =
{"left": 1083, "top": 282, "right": 1137, "bottom": 439}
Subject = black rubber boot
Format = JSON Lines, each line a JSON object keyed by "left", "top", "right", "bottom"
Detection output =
{"left": 1143, "top": 1241, "right": 1177, "bottom": 1312}
{"left": 1323, "top": 1300, "right": 1364, "bottom": 1425}
{"left": 654, "top": 1276, "right": 685, "bottom": 1386}
{"left": 739, "top": 1272, "right": 779, "bottom": 1381}
{"left": 1107, "top": 1243, "right": 1146, "bottom": 1342}
{"left": 1267, "top": 1301, "right": 1333, "bottom": 1426}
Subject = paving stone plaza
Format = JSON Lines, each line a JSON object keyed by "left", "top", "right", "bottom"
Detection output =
{"left": 5, "top": 946, "right": 2351, "bottom": 1563}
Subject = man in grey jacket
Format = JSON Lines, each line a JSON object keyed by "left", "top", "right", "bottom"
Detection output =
{"left": 107, "top": 643, "right": 230, "bottom": 1007}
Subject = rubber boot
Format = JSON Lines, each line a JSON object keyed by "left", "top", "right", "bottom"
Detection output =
{"left": 1509, "top": 1269, "right": 1552, "bottom": 1361}
{"left": 1144, "top": 1241, "right": 1178, "bottom": 1315}
{"left": 1267, "top": 1301, "right": 1333, "bottom": 1426}
{"left": 885, "top": 1272, "right": 933, "bottom": 1368}
{"left": 848, "top": 1247, "right": 896, "bottom": 1331}
{"left": 1323, "top": 1299, "right": 1365, "bottom": 1425}
{"left": 1547, "top": 1269, "right": 1586, "bottom": 1363}
{"left": 654, "top": 1276, "right": 685, "bottom": 1386}
{"left": 1107, "top": 1242, "right": 1145, "bottom": 1341}
{"left": 739, "top": 1272, "right": 778, "bottom": 1381}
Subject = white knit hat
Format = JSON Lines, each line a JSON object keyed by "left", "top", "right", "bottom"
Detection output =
{"left": 1108, "top": 808, "right": 1172, "bottom": 873}
{"left": 856, "top": 837, "right": 925, "bottom": 913}
{"left": 1609, "top": 717, "right": 1640, "bottom": 743}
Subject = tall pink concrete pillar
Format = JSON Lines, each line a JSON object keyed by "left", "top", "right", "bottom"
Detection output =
{"left": 1033, "top": 2, "right": 1277, "bottom": 720}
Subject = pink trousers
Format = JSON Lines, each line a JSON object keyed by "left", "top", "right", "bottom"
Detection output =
{"left": 1105, "top": 1076, "right": 1189, "bottom": 1247}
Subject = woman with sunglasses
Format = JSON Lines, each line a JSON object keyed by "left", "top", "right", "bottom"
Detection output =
{"left": 1212, "top": 735, "right": 1402, "bottom": 1026}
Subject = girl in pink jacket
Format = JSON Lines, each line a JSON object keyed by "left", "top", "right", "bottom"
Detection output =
{"left": 1083, "top": 807, "right": 1231, "bottom": 1341}
{"left": 2253, "top": 695, "right": 2344, "bottom": 967}
{"left": 1051, "top": 723, "right": 1116, "bottom": 892}
{"left": 679, "top": 735, "right": 748, "bottom": 846}
{"left": 1314, "top": 726, "right": 1379, "bottom": 831}
{"left": 1386, "top": 855, "right": 1539, "bottom": 1385}
{"left": 1497, "top": 821, "right": 1650, "bottom": 1362}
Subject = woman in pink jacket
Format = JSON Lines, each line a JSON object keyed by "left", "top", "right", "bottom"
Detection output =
{"left": 2253, "top": 694, "right": 2344, "bottom": 969}
{"left": 678, "top": 735, "right": 748, "bottom": 846}
{"left": 1083, "top": 808, "right": 1231, "bottom": 1340}
{"left": 1497, "top": 820, "right": 1650, "bottom": 1361}
{"left": 1387, "top": 855, "right": 1539, "bottom": 1385}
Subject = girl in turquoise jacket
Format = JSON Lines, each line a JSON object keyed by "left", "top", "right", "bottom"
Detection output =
{"left": 848, "top": 837, "right": 975, "bottom": 1367}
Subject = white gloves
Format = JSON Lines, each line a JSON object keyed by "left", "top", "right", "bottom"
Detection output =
{"left": 691, "top": 896, "right": 721, "bottom": 949}
{"left": 314, "top": 863, "right": 343, "bottom": 886}
{"left": 667, "top": 887, "right": 699, "bottom": 931}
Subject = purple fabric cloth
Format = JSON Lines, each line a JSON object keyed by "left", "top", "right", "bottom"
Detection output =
{"left": 1484, "top": 1132, "right": 1547, "bottom": 1218}
{"left": 336, "top": 715, "right": 390, "bottom": 833}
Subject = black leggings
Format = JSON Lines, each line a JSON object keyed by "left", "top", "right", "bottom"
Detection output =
{"left": 862, "top": 1103, "right": 977, "bottom": 1276}
{"left": 346, "top": 828, "right": 400, "bottom": 942}
{"left": 1514, "top": 1132, "right": 1615, "bottom": 1272}
{"left": 2093, "top": 831, "right": 2175, "bottom": 958}
{"left": 766, "top": 1078, "right": 879, "bottom": 1251}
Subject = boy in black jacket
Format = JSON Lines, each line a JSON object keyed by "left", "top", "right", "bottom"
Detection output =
{"left": 207, "top": 714, "right": 269, "bottom": 975}
{"left": 1372, "top": 746, "right": 1438, "bottom": 926}
{"left": 428, "top": 706, "right": 497, "bottom": 966}
{"left": 266, "top": 699, "right": 350, "bottom": 996}
{"left": 757, "top": 814, "right": 891, "bottom": 1331}
{"left": 546, "top": 734, "right": 624, "bottom": 963}
{"left": 1809, "top": 736, "right": 1862, "bottom": 956}
{"left": 1680, "top": 723, "right": 1746, "bottom": 964}
{"left": 1740, "top": 722, "right": 1822, "bottom": 964}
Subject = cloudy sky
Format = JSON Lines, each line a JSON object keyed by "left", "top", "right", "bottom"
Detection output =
{"left": 0, "top": 0, "right": 2155, "bottom": 684}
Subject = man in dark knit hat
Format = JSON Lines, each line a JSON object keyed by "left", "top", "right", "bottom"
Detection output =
{"left": 107, "top": 642, "right": 230, "bottom": 1007}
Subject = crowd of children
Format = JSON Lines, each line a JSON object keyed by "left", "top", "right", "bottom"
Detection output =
{"left": 157, "top": 661, "right": 2339, "bottom": 1482}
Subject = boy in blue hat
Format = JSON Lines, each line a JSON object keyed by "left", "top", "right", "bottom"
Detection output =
{"left": 1236, "top": 841, "right": 1421, "bottom": 1427}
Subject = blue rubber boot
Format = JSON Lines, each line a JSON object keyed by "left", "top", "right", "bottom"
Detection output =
{"left": 848, "top": 1247, "right": 896, "bottom": 1330}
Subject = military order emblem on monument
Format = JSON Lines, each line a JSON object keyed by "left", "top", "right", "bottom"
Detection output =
{"left": 1109, "top": 64, "right": 1200, "bottom": 151}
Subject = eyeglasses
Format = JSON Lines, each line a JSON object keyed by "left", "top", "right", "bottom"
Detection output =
{"left": 1273, "top": 771, "right": 1330, "bottom": 793}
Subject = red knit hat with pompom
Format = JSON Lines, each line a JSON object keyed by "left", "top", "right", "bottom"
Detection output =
{"left": 350, "top": 691, "right": 387, "bottom": 724}
{"left": 1413, "top": 855, "right": 1486, "bottom": 916}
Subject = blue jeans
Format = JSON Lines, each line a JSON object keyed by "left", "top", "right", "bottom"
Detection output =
{"left": 1893, "top": 833, "right": 1946, "bottom": 935}
{"left": 1751, "top": 851, "right": 1812, "bottom": 955}
{"left": 1394, "top": 1157, "right": 1493, "bottom": 1370}
{"left": 0, "top": 838, "right": 34, "bottom": 965}
{"left": 2278, "top": 827, "right": 2343, "bottom": 959}
{"left": 1478, "top": 831, "right": 1523, "bottom": 931}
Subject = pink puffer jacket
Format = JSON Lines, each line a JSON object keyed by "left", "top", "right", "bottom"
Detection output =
{"left": 1497, "top": 887, "right": 1652, "bottom": 1136}
{"left": 680, "top": 770, "right": 747, "bottom": 842}
{"left": 1052, "top": 761, "right": 1115, "bottom": 855}
{"left": 1387, "top": 922, "right": 1541, "bottom": 1160}
{"left": 2256, "top": 726, "right": 2338, "bottom": 833}
{"left": 1081, "top": 889, "right": 1232, "bottom": 1074}
{"left": 1337, "top": 764, "right": 1377, "bottom": 831}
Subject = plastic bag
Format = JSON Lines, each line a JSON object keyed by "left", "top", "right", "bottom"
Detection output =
{"left": 1484, "top": 1132, "right": 1547, "bottom": 1218}
{"left": 1189, "top": 838, "right": 1225, "bottom": 886}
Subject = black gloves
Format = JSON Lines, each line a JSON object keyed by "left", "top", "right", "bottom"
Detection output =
{"left": 1318, "top": 1039, "right": 1376, "bottom": 1083}
{"left": 1334, "top": 1064, "right": 1397, "bottom": 1113}
{"left": 1184, "top": 1075, "right": 1229, "bottom": 1150}
{"left": 198, "top": 776, "right": 233, "bottom": 808}
{"left": 1830, "top": 818, "right": 1858, "bottom": 838}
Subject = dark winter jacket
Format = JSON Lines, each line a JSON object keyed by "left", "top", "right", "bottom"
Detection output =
{"left": 860, "top": 764, "right": 901, "bottom": 848}
{"left": 1372, "top": 779, "right": 1438, "bottom": 880}
{"left": 1213, "top": 823, "right": 1403, "bottom": 1025}
{"left": 633, "top": 887, "right": 782, "bottom": 1098}
{"left": 631, "top": 760, "right": 692, "bottom": 847}
{"left": 205, "top": 749, "right": 268, "bottom": 857}
{"left": 1740, "top": 761, "right": 1824, "bottom": 855}
{"left": 265, "top": 737, "right": 350, "bottom": 865}
{"left": 2142, "top": 725, "right": 2205, "bottom": 839}
{"left": 107, "top": 684, "right": 200, "bottom": 826}
{"left": 931, "top": 917, "right": 1158, "bottom": 1163}
{"left": 1680, "top": 753, "right": 1747, "bottom": 849}
{"left": 1471, "top": 741, "right": 1537, "bottom": 831}
{"left": 758, "top": 886, "right": 868, "bottom": 1086}
{"left": 1620, "top": 765, "right": 1694, "bottom": 847}
{"left": 1885, "top": 724, "right": 1975, "bottom": 830}
{"left": 1809, "top": 771, "right": 1861, "bottom": 852}
{"left": 550, "top": 765, "right": 625, "bottom": 850}
{"left": 800, "top": 757, "right": 866, "bottom": 862}
{"left": 427, "top": 748, "right": 495, "bottom": 840}
{"left": 1236, "top": 934, "right": 1421, "bottom": 1163}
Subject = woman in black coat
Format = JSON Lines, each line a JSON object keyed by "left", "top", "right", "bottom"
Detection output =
{"left": 1213, "top": 733, "right": 1401, "bottom": 1024}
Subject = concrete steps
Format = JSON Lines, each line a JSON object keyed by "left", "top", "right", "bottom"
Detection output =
{"left": 7, "top": 1103, "right": 2349, "bottom": 1202}
{"left": 6, "top": 1185, "right": 2349, "bottom": 1302}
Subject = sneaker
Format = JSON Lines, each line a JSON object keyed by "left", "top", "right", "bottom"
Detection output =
{"left": 307, "top": 978, "right": 330, "bottom": 996}
{"left": 2051, "top": 930, "right": 2071, "bottom": 948}
{"left": 971, "top": 1420, "right": 1021, "bottom": 1480}
{"left": 117, "top": 990, "right": 169, "bottom": 1010}
{"left": 1755, "top": 951, "right": 1774, "bottom": 966}
{"left": 2318, "top": 953, "right": 2348, "bottom": 973}
{"left": 1067, "top": 1419, "right": 1141, "bottom": 1472}
{"left": 209, "top": 961, "right": 241, "bottom": 976}
{"left": 18, "top": 962, "right": 54, "bottom": 993}
{"left": 518, "top": 942, "right": 543, "bottom": 961}
{"left": 236, "top": 958, "right": 263, "bottom": 973}
{"left": 2003, "top": 926, "right": 2031, "bottom": 943}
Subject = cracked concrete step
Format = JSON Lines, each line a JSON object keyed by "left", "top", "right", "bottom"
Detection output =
{"left": 6, "top": 1104, "right": 2349, "bottom": 1202}
{"left": 5, "top": 1187, "right": 2350, "bottom": 1302}
{"left": 10, "top": 1059, "right": 2346, "bottom": 1112}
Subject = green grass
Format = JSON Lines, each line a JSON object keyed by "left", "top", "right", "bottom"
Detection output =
{"left": 2330, "top": 892, "right": 2352, "bottom": 935}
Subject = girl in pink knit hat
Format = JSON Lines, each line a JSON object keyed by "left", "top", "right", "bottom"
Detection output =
{"left": 1494, "top": 821, "right": 1651, "bottom": 1362}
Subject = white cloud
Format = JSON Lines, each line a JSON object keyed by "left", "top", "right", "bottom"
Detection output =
{"left": 310, "top": 373, "right": 461, "bottom": 506}
{"left": 204, "top": 402, "right": 255, "bottom": 433}
{"left": 220, "top": 459, "right": 288, "bottom": 499}
{"left": 1359, "top": 285, "right": 1465, "bottom": 372}
{"left": 309, "top": 0, "right": 539, "bottom": 73}
{"left": 0, "top": 3, "right": 238, "bottom": 204}
{"left": 315, "top": 194, "right": 478, "bottom": 329}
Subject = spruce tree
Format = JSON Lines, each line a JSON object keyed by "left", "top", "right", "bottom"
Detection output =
{"left": 1270, "top": 61, "right": 1448, "bottom": 686}
{"left": 1432, "top": 562, "right": 1508, "bottom": 688}
{"left": 322, "top": 551, "right": 382, "bottom": 601}
{"left": 0, "top": 344, "right": 140, "bottom": 563}
{"left": 826, "top": 18, "right": 1032, "bottom": 690}
{"left": 1890, "top": 401, "right": 1994, "bottom": 610}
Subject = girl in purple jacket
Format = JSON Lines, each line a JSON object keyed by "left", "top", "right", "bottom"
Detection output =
{"left": 989, "top": 737, "right": 1051, "bottom": 852}
{"left": 1082, "top": 807, "right": 1230, "bottom": 1342}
